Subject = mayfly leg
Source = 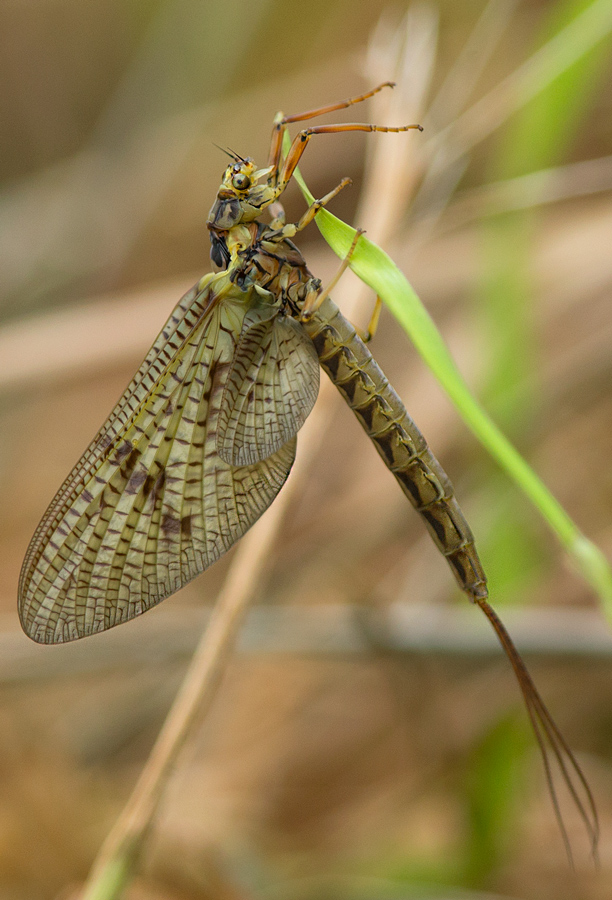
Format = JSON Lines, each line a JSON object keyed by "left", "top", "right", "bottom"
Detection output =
{"left": 268, "top": 82, "right": 397, "bottom": 177}
{"left": 300, "top": 229, "right": 365, "bottom": 320}
{"left": 359, "top": 295, "right": 383, "bottom": 344}
{"left": 299, "top": 227, "right": 381, "bottom": 343}
{"left": 266, "top": 82, "right": 422, "bottom": 196}
{"left": 277, "top": 121, "right": 422, "bottom": 197}
{"left": 269, "top": 177, "right": 352, "bottom": 232}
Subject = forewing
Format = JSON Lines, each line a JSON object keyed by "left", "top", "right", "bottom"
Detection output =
{"left": 18, "top": 279, "right": 296, "bottom": 644}
{"left": 217, "top": 305, "right": 319, "bottom": 467}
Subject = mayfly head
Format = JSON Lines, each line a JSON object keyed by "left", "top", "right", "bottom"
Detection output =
{"left": 207, "top": 158, "right": 276, "bottom": 239}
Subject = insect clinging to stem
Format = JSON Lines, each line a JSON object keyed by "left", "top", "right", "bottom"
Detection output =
{"left": 18, "top": 82, "right": 598, "bottom": 860}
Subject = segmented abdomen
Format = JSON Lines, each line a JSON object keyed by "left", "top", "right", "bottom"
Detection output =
{"left": 303, "top": 296, "right": 488, "bottom": 601}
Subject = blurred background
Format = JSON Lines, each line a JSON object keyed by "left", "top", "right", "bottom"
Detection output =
{"left": 1, "top": 0, "right": 612, "bottom": 898}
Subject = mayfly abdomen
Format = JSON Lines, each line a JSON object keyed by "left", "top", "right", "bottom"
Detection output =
{"left": 303, "top": 295, "right": 488, "bottom": 602}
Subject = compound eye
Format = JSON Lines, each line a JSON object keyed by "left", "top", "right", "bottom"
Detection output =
{"left": 231, "top": 172, "right": 251, "bottom": 191}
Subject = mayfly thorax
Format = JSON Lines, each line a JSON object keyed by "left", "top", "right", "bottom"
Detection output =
{"left": 18, "top": 83, "right": 597, "bottom": 858}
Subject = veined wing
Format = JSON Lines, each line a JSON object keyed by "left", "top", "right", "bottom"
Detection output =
{"left": 18, "top": 277, "right": 297, "bottom": 644}
{"left": 22, "top": 273, "right": 220, "bottom": 566}
{"left": 217, "top": 298, "right": 319, "bottom": 466}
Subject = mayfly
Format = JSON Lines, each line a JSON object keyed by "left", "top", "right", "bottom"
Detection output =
{"left": 19, "top": 84, "right": 597, "bottom": 856}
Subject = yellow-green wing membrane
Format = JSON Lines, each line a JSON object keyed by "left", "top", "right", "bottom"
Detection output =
{"left": 18, "top": 276, "right": 298, "bottom": 643}
{"left": 217, "top": 296, "right": 319, "bottom": 467}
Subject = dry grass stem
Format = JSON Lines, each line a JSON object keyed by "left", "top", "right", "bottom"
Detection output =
{"left": 409, "top": 0, "right": 612, "bottom": 244}
{"left": 435, "top": 154, "right": 612, "bottom": 233}
{"left": 425, "top": 0, "right": 612, "bottom": 165}
{"left": 427, "top": 0, "right": 519, "bottom": 127}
